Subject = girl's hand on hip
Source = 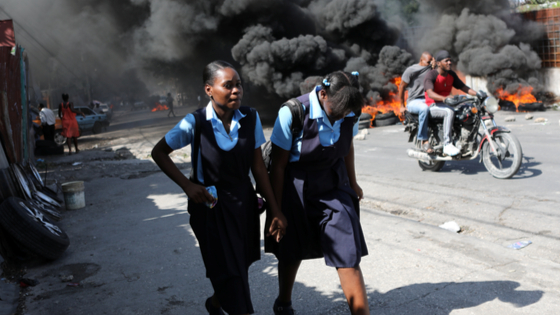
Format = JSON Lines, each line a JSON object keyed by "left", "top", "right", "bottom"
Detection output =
{"left": 184, "top": 183, "right": 215, "bottom": 204}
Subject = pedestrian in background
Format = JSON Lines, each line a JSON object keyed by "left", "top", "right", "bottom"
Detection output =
{"left": 167, "top": 92, "right": 176, "bottom": 117}
{"left": 152, "top": 60, "right": 286, "bottom": 315}
{"left": 38, "top": 103, "right": 56, "bottom": 142}
{"left": 267, "top": 71, "right": 370, "bottom": 315}
{"left": 58, "top": 94, "right": 85, "bottom": 154}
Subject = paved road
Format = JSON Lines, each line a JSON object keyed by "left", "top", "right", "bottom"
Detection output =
{"left": 18, "top": 108, "right": 560, "bottom": 314}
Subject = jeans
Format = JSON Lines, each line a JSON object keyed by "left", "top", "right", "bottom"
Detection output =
{"left": 407, "top": 98, "right": 429, "bottom": 141}
{"left": 429, "top": 103, "right": 454, "bottom": 145}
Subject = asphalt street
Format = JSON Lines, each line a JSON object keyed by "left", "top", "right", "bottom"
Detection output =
{"left": 15, "top": 106, "right": 560, "bottom": 314}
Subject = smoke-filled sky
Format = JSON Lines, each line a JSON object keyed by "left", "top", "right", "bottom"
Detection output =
{"left": 0, "top": 0, "right": 546, "bottom": 108}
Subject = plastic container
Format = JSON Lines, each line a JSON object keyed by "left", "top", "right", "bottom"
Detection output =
{"left": 61, "top": 181, "right": 85, "bottom": 210}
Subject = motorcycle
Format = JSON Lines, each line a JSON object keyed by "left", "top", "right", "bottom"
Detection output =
{"left": 403, "top": 93, "right": 523, "bottom": 179}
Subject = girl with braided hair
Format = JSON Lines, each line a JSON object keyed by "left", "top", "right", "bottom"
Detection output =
{"left": 267, "top": 71, "right": 370, "bottom": 315}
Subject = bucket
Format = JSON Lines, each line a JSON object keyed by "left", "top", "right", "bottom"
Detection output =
{"left": 61, "top": 181, "right": 85, "bottom": 210}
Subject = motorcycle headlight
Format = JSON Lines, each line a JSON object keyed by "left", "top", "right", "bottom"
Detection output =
{"left": 484, "top": 96, "right": 499, "bottom": 113}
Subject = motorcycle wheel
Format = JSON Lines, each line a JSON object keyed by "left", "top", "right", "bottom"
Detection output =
{"left": 418, "top": 160, "right": 445, "bottom": 172}
{"left": 482, "top": 132, "right": 523, "bottom": 179}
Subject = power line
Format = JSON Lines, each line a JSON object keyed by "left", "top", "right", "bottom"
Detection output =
{"left": 0, "top": 6, "right": 83, "bottom": 81}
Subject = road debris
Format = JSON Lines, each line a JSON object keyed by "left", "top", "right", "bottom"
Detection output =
{"left": 504, "top": 116, "right": 516, "bottom": 122}
{"left": 438, "top": 221, "right": 461, "bottom": 233}
{"left": 19, "top": 278, "right": 39, "bottom": 287}
{"left": 59, "top": 275, "right": 74, "bottom": 282}
{"left": 525, "top": 114, "right": 533, "bottom": 120}
{"left": 507, "top": 240, "right": 532, "bottom": 250}
{"left": 534, "top": 118, "right": 547, "bottom": 123}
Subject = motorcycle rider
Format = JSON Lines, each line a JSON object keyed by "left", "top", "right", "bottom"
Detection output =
{"left": 399, "top": 52, "right": 434, "bottom": 154}
{"left": 424, "top": 50, "right": 477, "bottom": 156}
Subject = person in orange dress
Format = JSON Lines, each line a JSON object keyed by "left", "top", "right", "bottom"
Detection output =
{"left": 58, "top": 93, "right": 85, "bottom": 154}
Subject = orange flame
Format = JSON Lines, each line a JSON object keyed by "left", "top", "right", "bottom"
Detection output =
{"left": 152, "top": 102, "right": 169, "bottom": 112}
{"left": 495, "top": 85, "right": 538, "bottom": 112}
{"left": 362, "top": 77, "right": 404, "bottom": 127}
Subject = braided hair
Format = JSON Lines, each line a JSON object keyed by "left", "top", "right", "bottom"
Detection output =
{"left": 320, "top": 71, "right": 363, "bottom": 118}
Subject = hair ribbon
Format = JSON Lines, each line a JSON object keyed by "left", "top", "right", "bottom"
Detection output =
{"left": 322, "top": 78, "right": 331, "bottom": 86}
{"left": 351, "top": 71, "right": 359, "bottom": 77}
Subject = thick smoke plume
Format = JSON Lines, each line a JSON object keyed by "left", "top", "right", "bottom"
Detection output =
{"left": 415, "top": 0, "right": 545, "bottom": 95}
{"left": 1, "top": 0, "right": 549, "bottom": 113}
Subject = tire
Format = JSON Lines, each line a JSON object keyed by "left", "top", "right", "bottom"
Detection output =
{"left": 358, "top": 120, "right": 371, "bottom": 130}
{"left": 418, "top": 160, "right": 445, "bottom": 172}
{"left": 482, "top": 132, "right": 523, "bottom": 179}
{"left": 40, "top": 187, "right": 63, "bottom": 204}
{"left": 375, "top": 112, "right": 397, "bottom": 120}
{"left": 374, "top": 116, "right": 399, "bottom": 127}
{"left": 0, "top": 197, "right": 69, "bottom": 260}
{"left": 54, "top": 130, "right": 66, "bottom": 146}
{"left": 92, "top": 122, "right": 102, "bottom": 134}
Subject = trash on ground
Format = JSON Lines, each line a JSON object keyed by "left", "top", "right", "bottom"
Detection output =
{"left": 504, "top": 116, "right": 516, "bottom": 122}
{"left": 439, "top": 221, "right": 461, "bottom": 233}
{"left": 19, "top": 278, "right": 40, "bottom": 287}
{"left": 534, "top": 118, "right": 547, "bottom": 123}
{"left": 525, "top": 114, "right": 533, "bottom": 120}
{"left": 507, "top": 240, "right": 532, "bottom": 250}
{"left": 66, "top": 282, "right": 81, "bottom": 287}
{"left": 60, "top": 275, "right": 74, "bottom": 282}
{"left": 72, "top": 162, "right": 82, "bottom": 166}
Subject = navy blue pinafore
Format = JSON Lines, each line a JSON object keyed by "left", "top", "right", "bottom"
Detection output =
{"left": 266, "top": 94, "right": 368, "bottom": 268}
{"left": 188, "top": 106, "right": 260, "bottom": 314}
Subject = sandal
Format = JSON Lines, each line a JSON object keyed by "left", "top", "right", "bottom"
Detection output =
{"left": 422, "top": 142, "right": 434, "bottom": 154}
{"left": 273, "top": 299, "right": 295, "bottom": 315}
{"left": 205, "top": 297, "right": 225, "bottom": 315}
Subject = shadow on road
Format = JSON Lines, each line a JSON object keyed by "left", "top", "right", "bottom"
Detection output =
{"left": 435, "top": 156, "right": 541, "bottom": 180}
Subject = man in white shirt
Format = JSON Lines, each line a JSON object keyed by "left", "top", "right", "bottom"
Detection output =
{"left": 38, "top": 103, "right": 56, "bottom": 142}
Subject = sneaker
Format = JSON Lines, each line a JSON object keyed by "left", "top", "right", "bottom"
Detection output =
{"left": 443, "top": 143, "right": 460, "bottom": 156}
{"left": 273, "top": 299, "right": 295, "bottom": 315}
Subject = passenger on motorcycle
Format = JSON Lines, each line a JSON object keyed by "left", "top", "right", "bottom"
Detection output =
{"left": 423, "top": 50, "right": 477, "bottom": 157}
{"left": 399, "top": 52, "right": 434, "bottom": 154}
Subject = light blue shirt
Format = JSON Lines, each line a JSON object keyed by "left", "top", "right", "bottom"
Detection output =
{"left": 165, "top": 102, "right": 266, "bottom": 183}
{"left": 270, "top": 86, "right": 359, "bottom": 162}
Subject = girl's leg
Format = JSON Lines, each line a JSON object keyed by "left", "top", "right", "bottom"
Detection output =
{"left": 66, "top": 138, "right": 72, "bottom": 154}
{"left": 73, "top": 137, "right": 79, "bottom": 152}
{"left": 277, "top": 260, "right": 302, "bottom": 303}
{"left": 337, "top": 266, "right": 370, "bottom": 315}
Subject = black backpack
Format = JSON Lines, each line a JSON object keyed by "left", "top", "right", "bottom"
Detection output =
{"left": 261, "top": 98, "right": 304, "bottom": 171}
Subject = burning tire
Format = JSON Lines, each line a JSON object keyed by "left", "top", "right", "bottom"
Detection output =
{"left": 0, "top": 197, "right": 69, "bottom": 260}
{"left": 374, "top": 116, "right": 399, "bottom": 127}
{"left": 482, "top": 132, "right": 523, "bottom": 179}
{"left": 359, "top": 113, "right": 372, "bottom": 129}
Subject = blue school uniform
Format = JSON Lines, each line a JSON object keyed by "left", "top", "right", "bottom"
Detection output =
{"left": 165, "top": 103, "right": 265, "bottom": 314}
{"left": 266, "top": 87, "right": 368, "bottom": 268}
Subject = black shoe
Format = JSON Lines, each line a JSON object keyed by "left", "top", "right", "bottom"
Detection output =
{"left": 273, "top": 299, "right": 295, "bottom": 315}
{"left": 205, "top": 297, "right": 225, "bottom": 315}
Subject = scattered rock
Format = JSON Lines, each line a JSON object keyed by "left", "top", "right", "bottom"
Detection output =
{"left": 354, "top": 131, "right": 366, "bottom": 141}
{"left": 439, "top": 221, "right": 461, "bottom": 233}
{"left": 60, "top": 275, "right": 74, "bottom": 282}
{"left": 504, "top": 116, "right": 516, "bottom": 122}
{"left": 534, "top": 117, "right": 547, "bottom": 123}
{"left": 525, "top": 114, "right": 533, "bottom": 120}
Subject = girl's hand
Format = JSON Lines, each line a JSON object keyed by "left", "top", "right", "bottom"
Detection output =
{"left": 184, "top": 183, "right": 215, "bottom": 204}
{"left": 267, "top": 211, "right": 287, "bottom": 243}
{"left": 351, "top": 182, "right": 363, "bottom": 201}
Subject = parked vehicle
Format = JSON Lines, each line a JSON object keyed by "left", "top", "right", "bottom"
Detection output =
{"left": 74, "top": 106, "right": 110, "bottom": 134}
{"left": 31, "top": 107, "right": 64, "bottom": 145}
{"left": 404, "top": 94, "right": 523, "bottom": 179}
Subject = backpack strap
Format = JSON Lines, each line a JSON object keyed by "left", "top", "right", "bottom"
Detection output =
{"left": 280, "top": 98, "right": 304, "bottom": 137}
{"left": 190, "top": 110, "right": 203, "bottom": 183}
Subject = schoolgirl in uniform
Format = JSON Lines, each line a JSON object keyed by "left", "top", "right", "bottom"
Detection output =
{"left": 152, "top": 60, "right": 287, "bottom": 315}
{"left": 267, "top": 71, "right": 370, "bottom": 315}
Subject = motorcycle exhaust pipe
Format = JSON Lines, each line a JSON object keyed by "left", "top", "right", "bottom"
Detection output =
{"left": 407, "top": 149, "right": 453, "bottom": 161}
